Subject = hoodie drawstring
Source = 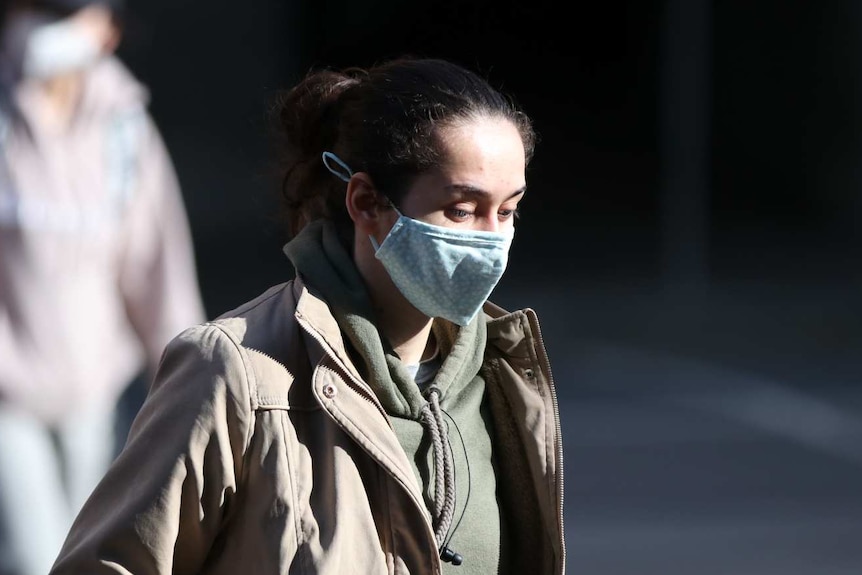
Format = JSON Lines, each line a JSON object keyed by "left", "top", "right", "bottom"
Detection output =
{"left": 420, "top": 386, "right": 456, "bottom": 549}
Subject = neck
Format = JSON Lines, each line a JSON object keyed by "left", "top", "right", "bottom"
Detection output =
{"left": 382, "top": 307, "right": 434, "bottom": 366}
{"left": 354, "top": 235, "right": 433, "bottom": 366}
{"left": 32, "top": 72, "right": 83, "bottom": 131}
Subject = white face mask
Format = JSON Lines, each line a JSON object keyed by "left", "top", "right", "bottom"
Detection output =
{"left": 23, "top": 17, "right": 101, "bottom": 79}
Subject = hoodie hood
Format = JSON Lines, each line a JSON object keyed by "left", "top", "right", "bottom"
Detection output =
{"left": 282, "top": 218, "right": 488, "bottom": 418}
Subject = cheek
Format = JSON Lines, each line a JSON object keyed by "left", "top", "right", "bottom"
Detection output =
{"left": 379, "top": 208, "right": 402, "bottom": 235}
{"left": 397, "top": 198, "right": 450, "bottom": 227}
{"left": 418, "top": 212, "right": 456, "bottom": 228}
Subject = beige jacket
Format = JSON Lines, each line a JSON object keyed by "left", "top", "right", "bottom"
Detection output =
{"left": 0, "top": 54, "right": 206, "bottom": 422}
{"left": 49, "top": 277, "right": 565, "bottom": 574}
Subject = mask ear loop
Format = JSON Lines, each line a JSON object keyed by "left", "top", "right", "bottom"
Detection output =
{"left": 321, "top": 151, "right": 353, "bottom": 182}
{"left": 368, "top": 197, "right": 403, "bottom": 252}
{"left": 323, "top": 151, "right": 396, "bottom": 211}
{"left": 323, "top": 151, "right": 401, "bottom": 251}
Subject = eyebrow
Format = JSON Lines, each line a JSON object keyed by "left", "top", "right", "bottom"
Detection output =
{"left": 444, "top": 184, "right": 527, "bottom": 200}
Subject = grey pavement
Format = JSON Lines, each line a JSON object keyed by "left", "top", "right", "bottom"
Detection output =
{"left": 493, "top": 276, "right": 862, "bottom": 575}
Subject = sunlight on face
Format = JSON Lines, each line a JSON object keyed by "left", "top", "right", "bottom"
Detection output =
{"left": 397, "top": 116, "right": 528, "bottom": 233}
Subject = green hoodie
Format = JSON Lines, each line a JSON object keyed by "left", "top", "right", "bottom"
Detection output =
{"left": 283, "top": 219, "right": 505, "bottom": 574}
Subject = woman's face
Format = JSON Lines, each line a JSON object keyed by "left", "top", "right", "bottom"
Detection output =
{"left": 394, "top": 116, "right": 527, "bottom": 233}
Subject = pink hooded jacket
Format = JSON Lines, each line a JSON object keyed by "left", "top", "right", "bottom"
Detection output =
{"left": 0, "top": 47, "right": 207, "bottom": 424}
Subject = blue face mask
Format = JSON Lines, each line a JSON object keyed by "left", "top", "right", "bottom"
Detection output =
{"left": 370, "top": 208, "right": 513, "bottom": 326}
{"left": 322, "top": 151, "right": 514, "bottom": 326}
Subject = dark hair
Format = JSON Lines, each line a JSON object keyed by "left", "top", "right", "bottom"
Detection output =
{"left": 273, "top": 56, "right": 536, "bottom": 240}
{"left": 3, "top": 0, "right": 125, "bottom": 25}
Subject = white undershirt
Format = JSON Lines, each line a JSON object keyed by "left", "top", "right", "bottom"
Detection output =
{"left": 405, "top": 348, "right": 443, "bottom": 389}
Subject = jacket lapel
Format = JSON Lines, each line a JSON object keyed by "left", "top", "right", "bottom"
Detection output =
{"left": 293, "top": 280, "right": 430, "bottom": 516}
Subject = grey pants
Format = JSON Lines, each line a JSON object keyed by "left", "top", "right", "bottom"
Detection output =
{"left": 0, "top": 401, "right": 115, "bottom": 575}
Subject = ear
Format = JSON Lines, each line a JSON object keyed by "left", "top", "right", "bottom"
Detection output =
{"left": 345, "top": 172, "right": 388, "bottom": 235}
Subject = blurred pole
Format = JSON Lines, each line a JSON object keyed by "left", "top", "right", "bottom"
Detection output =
{"left": 658, "top": 0, "right": 713, "bottom": 297}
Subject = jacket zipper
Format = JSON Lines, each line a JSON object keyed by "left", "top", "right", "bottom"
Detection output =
{"left": 526, "top": 310, "right": 566, "bottom": 575}
{"left": 296, "top": 315, "right": 443, "bottom": 572}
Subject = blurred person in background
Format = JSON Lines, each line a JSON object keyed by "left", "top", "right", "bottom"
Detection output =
{"left": 0, "top": 0, "right": 206, "bottom": 573}
{"left": 47, "top": 56, "right": 565, "bottom": 574}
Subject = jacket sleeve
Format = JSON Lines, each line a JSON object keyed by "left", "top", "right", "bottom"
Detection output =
{"left": 49, "top": 324, "right": 254, "bottom": 575}
{"left": 117, "top": 114, "right": 207, "bottom": 373}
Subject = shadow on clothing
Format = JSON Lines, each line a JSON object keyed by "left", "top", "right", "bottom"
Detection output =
{"left": 112, "top": 371, "right": 150, "bottom": 458}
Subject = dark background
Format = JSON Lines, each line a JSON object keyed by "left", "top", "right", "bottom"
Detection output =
{"left": 117, "top": 1, "right": 861, "bottom": 573}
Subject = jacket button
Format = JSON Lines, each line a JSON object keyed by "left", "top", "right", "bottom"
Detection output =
{"left": 322, "top": 383, "right": 337, "bottom": 399}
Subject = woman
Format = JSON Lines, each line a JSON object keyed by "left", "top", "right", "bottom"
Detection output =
{"left": 0, "top": 1, "right": 205, "bottom": 574}
{"left": 49, "top": 56, "right": 564, "bottom": 575}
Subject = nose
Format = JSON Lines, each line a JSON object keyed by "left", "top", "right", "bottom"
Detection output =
{"left": 477, "top": 215, "right": 501, "bottom": 233}
{"left": 480, "top": 215, "right": 515, "bottom": 234}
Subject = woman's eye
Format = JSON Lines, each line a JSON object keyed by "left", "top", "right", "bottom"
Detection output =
{"left": 499, "top": 208, "right": 520, "bottom": 220}
{"left": 448, "top": 208, "right": 472, "bottom": 219}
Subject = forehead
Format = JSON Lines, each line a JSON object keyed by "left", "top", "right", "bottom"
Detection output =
{"left": 439, "top": 116, "right": 525, "bottom": 176}
{"left": 415, "top": 116, "right": 527, "bottom": 200}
